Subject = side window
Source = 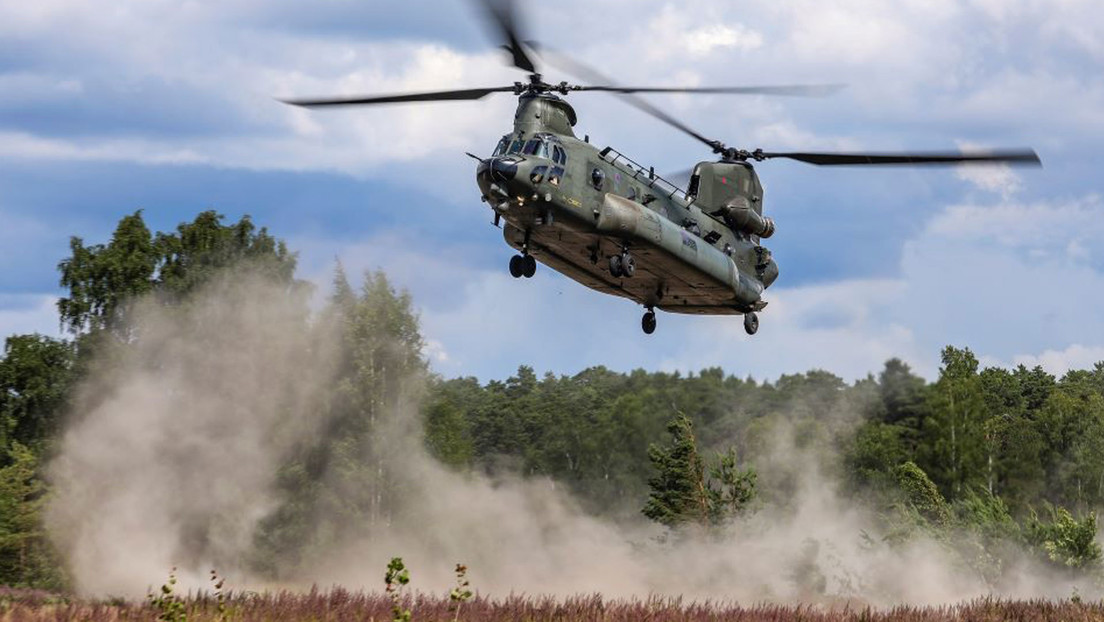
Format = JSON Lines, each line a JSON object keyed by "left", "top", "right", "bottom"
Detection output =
{"left": 591, "top": 167, "right": 605, "bottom": 190}
{"left": 687, "top": 174, "right": 701, "bottom": 198}
{"left": 548, "top": 166, "right": 565, "bottom": 187}
{"left": 529, "top": 165, "right": 548, "bottom": 184}
{"left": 492, "top": 137, "right": 510, "bottom": 156}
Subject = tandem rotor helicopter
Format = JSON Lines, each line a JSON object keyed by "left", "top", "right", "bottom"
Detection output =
{"left": 283, "top": 0, "right": 1040, "bottom": 336}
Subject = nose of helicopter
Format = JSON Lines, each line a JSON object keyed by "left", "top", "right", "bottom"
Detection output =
{"left": 487, "top": 156, "right": 517, "bottom": 182}
{"left": 474, "top": 156, "right": 529, "bottom": 201}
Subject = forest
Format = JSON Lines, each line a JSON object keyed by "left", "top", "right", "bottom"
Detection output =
{"left": 1, "top": 210, "right": 1103, "bottom": 599}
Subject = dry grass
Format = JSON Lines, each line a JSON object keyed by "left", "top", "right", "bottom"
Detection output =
{"left": 2, "top": 586, "right": 1102, "bottom": 622}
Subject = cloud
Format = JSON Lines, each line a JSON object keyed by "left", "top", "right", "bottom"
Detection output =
{"left": 2, "top": 0, "right": 1103, "bottom": 388}
{"left": 0, "top": 294, "right": 61, "bottom": 339}
{"left": 684, "top": 23, "right": 764, "bottom": 57}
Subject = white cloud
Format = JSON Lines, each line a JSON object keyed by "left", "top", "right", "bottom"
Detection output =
{"left": 1010, "top": 345, "right": 1104, "bottom": 376}
{"left": 684, "top": 23, "right": 763, "bottom": 56}
{"left": 925, "top": 196, "right": 1104, "bottom": 256}
{"left": 2, "top": 0, "right": 1103, "bottom": 386}
{"left": 0, "top": 295, "right": 62, "bottom": 340}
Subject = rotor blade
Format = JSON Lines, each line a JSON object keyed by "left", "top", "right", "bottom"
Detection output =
{"left": 759, "top": 149, "right": 1042, "bottom": 166}
{"left": 474, "top": 0, "right": 538, "bottom": 73}
{"left": 530, "top": 44, "right": 720, "bottom": 151}
{"left": 281, "top": 86, "right": 516, "bottom": 107}
{"left": 575, "top": 84, "right": 845, "bottom": 97}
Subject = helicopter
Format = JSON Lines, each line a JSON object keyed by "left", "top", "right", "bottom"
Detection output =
{"left": 283, "top": 0, "right": 1040, "bottom": 336}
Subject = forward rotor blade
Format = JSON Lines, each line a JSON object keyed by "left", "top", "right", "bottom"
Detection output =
{"left": 531, "top": 44, "right": 720, "bottom": 151}
{"left": 475, "top": 0, "right": 538, "bottom": 73}
{"left": 281, "top": 86, "right": 516, "bottom": 107}
{"left": 576, "top": 84, "right": 845, "bottom": 97}
{"left": 760, "top": 149, "right": 1042, "bottom": 166}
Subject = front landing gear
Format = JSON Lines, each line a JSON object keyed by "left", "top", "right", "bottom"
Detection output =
{"left": 609, "top": 250, "right": 635, "bottom": 278}
{"left": 743, "top": 312, "right": 759, "bottom": 336}
{"left": 509, "top": 254, "right": 536, "bottom": 278}
{"left": 641, "top": 308, "right": 657, "bottom": 335}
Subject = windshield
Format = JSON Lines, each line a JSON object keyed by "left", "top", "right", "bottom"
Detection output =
{"left": 493, "top": 136, "right": 525, "bottom": 156}
{"left": 522, "top": 138, "right": 549, "bottom": 159}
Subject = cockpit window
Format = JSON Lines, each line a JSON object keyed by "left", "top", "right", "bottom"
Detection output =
{"left": 492, "top": 137, "right": 510, "bottom": 157}
{"left": 552, "top": 145, "right": 567, "bottom": 165}
{"left": 522, "top": 138, "right": 550, "bottom": 159}
{"left": 507, "top": 139, "right": 524, "bottom": 154}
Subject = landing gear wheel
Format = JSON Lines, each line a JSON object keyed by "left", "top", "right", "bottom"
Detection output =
{"left": 522, "top": 254, "right": 537, "bottom": 278}
{"left": 620, "top": 253, "right": 635, "bottom": 278}
{"left": 509, "top": 255, "right": 524, "bottom": 278}
{"left": 609, "top": 254, "right": 623, "bottom": 278}
{"left": 743, "top": 312, "right": 759, "bottom": 336}
{"left": 642, "top": 310, "right": 657, "bottom": 335}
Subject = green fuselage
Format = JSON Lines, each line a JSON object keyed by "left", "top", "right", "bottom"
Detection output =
{"left": 475, "top": 94, "right": 777, "bottom": 316}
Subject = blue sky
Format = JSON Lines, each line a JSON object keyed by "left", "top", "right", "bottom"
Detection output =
{"left": 2, "top": 0, "right": 1103, "bottom": 382}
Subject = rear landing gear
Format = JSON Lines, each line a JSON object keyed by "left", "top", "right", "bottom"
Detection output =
{"left": 743, "top": 312, "right": 759, "bottom": 336}
{"left": 642, "top": 309, "right": 657, "bottom": 335}
{"left": 509, "top": 254, "right": 536, "bottom": 278}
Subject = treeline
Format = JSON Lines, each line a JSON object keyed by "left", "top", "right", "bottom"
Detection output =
{"left": 2, "top": 210, "right": 1103, "bottom": 592}
{"left": 425, "top": 354, "right": 1104, "bottom": 516}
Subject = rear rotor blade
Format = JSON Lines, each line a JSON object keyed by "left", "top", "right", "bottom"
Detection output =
{"left": 281, "top": 86, "right": 516, "bottom": 107}
{"left": 759, "top": 149, "right": 1042, "bottom": 166}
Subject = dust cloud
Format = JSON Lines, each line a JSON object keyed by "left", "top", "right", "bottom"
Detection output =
{"left": 45, "top": 269, "right": 1090, "bottom": 605}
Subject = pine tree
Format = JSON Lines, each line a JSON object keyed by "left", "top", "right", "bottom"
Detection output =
{"left": 642, "top": 414, "right": 756, "bottom": 528}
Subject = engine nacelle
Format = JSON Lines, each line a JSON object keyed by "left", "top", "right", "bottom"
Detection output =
{"left": 718, "top": 197, "right": 775, "bottom": 238}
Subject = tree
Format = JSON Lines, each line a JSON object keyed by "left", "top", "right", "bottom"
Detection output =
{"left": 57, "top": 211, "right": 157, "bottom": 336}
{"left": 1025, "top": 505, "right": 1101, "bottom": 571}
{"left": 919, "top": 347, "right": 988, "bottom": 498}
{"left": 642, "top": 413, "right": 756, "bottom": 528}
{"left": 57, "top": 210, "right": 298, "bottom": 338}
{"left": 0, "top": 443, "right": 66, "bottom": 589}
{"left": 0, "top": 335, "right": 75, "bottom": 459}
{"left": 254, "top": 268, "right": 427, "bottom": 576}
{"left": 643, "top": 414, "right": 710, "bottom": 527}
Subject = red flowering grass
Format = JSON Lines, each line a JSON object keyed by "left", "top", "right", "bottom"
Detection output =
{"left": 1, "top": 587, "right": 1101, "bottom": 621}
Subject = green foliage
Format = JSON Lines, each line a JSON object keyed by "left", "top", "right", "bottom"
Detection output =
{"left": 0, "top": 443, "right": 67, "bottom": 590}
{"left": 57, "top": 210, "right": 297, "bottom": 337}
{"left": 919, "top": 346, "right": 988, "bottom": 499}
{"left": 642, "top": 414, "right": 757, "bottom": 528}
{"left": 384, "top": 557, "right": 412, "bottom": 622}
{"left": 847, "top": 421, "right": 909, "bottom": 489}
{"left": 252, "top": 268, "right": 427, "bottom": 576}
{"left": 891, "top": 461, "right": 951, "bottom": 526}
{"left": 642, "top": 414, "right": 710, "bottom": 527}
{"left": 148, "top": 568, "right": 188, "bottom": 622}
{"left": 58, "top": 210, "right": 157, "bottom": 336}
{"left": 449, "top": 563, "right": 473, "bottom": 621}
{"left": 1025, "top": 505, "right": 1102, "bottom": 570}
{"left": 706, "top": 448, "right": 757, "bottom": 523}
{"left": 0, "top": 335, "right": 75, "bottom": 459}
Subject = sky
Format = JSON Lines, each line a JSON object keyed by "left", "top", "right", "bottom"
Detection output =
{"left": 1, "top": 0, "right": 1103, "bottom": 383}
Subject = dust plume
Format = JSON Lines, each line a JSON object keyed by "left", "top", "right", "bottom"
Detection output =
{"left": 45, "top": 268, "right": 1093, "bottom": 605}
{"left": 46, "top": 272, "right": 339, "bottom": 595}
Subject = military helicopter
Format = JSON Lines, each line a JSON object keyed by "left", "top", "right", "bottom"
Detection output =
{"left": 283, "top": 0, "right": 1040, "bottom": 336}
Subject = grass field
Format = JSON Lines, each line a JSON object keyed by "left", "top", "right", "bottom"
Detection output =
{"left": 2, "top": 587, "right": 1102, "bottom": 622}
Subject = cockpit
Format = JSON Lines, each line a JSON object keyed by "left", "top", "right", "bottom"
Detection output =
{"left": 492, "top": 133, "right": 568, "bottom": 166}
